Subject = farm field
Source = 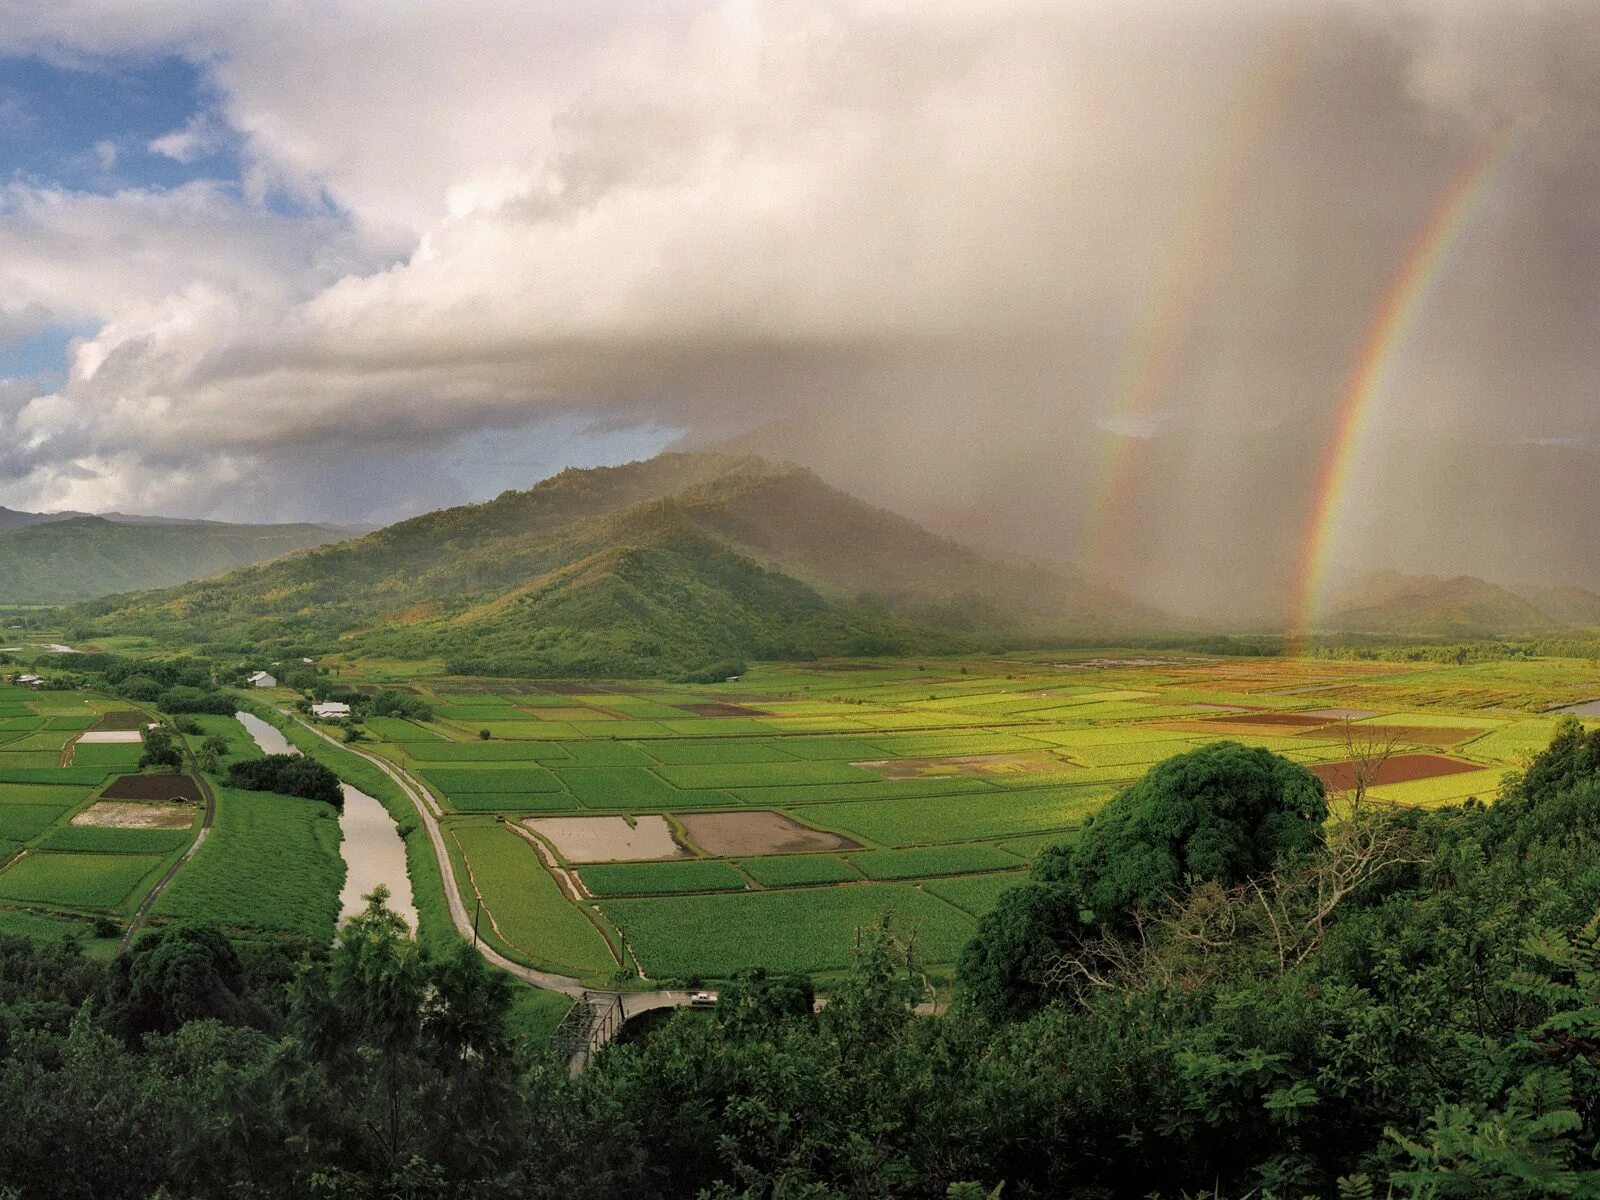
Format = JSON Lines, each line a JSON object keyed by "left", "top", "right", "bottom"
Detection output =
{"left": 305, "top": 650, "right": 1600, "bottom": 985}
{"left": 0, "top": 682, "right": 200, "bottom": 947}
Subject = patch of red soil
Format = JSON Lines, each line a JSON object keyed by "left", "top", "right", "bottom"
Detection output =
{"left": 101, "top": 774, "right": 203, "bottom": 803}
{"left": 1310, "top": 754, "right": 1481, "bottom": 792}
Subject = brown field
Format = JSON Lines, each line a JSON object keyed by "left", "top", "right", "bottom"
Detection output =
{"left": 859, "top": 751, "right": 1067, "bottom": 780}
{"left": 1311, "top": 754, "right": 1482, "bottom": 792}
{"left": 676, "top": 702, "right": 772, "bottom": 718}
{"left": 524, "top": 815, "right": 687, "bottom": 863}
{"left": 677, "top": 810, "right": 860, "bottom": 857}
{"left": 72, "top": 802, "right": 195, "bottom": 830}
{"left": 102, "top": 774, "right": 204, "bottom": 803}
{"left": 93, "top": 710, "right": 148, "bottom": 731}
{"left": 1207, "top": 712, "right": 1335, "bottom": 729}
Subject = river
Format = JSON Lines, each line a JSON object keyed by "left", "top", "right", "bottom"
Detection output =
{"left": 232, "top": 711, "right": 419, "bottom": 931}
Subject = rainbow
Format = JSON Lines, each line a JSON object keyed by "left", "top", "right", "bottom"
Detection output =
{"left": 1086, "top": 33, "right": 1306, "bottom": 585}
{"left": 1286, "top": 119, "right": 1528, "bottom": 646}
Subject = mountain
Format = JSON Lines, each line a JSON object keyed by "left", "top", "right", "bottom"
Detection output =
{"left": 1510, "top": 583, "right": 1600, "bottom": 628}
{"left": 71, "top": 453, "right": 1159, "bottom": 675}
{"left": 1324, "top": 571, "right": 1600, "bottom": 637}
{"left": 0, "top": 517, "right": 356, "bottom": 604}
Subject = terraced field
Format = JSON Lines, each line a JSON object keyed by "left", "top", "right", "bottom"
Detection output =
{"left": 328, "top": 652, "right": 1597, "bottom": 984}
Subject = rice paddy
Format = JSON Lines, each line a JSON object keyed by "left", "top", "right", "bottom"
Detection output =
{"left": 337, "top": 650, "right": 1598, "bottom": 984}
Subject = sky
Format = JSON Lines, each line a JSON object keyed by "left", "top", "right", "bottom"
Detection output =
{"left": 0, "top": 0, "right": 1595, "bottom": 617}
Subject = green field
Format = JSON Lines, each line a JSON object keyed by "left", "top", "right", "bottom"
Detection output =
{"left": 153, "top": 787, "right": 341, "bottom": 939}
{"left": 5, "top": 652, "right": 1595, "bottom": 986}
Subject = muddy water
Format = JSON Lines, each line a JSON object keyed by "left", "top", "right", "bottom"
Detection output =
{"left": 233, "top": 711, "right": 417, "bottom": 931}
{"left": 1556, "top": 699, "right": 1600, "bottom": 717}
{"left": 234, "top": 711, "right": 298, "bottom": 756}
{"left": 337, "top": 784, "right": 418, "bottom": 929}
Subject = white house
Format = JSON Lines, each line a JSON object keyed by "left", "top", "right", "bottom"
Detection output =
{"left": 247, "top": 670, "right": 277, "bottom": 688}
{"left": 16, "top": 674, "right": 42, "bottom": 686}
{"left": 312, "top": 701, "right": 352, "bottom": 719}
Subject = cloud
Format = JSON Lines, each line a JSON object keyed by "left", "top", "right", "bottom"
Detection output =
{"left": 0, "top": 0, "right": 1594, "bottom": 607}
{"left": 93, "top": 138, "right": 117, "bottom": 171}
{"left": 147, "top": 112, "right": 222, "bottom": 163}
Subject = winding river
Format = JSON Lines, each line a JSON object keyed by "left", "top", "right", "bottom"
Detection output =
{"left": 232, "top": 712, "right": 418, "bottom": 931}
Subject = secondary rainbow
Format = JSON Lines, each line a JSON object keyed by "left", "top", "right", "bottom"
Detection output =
{"left": 1086, "top": 33, "right": 1306, "bottom": 585}
{"left": 1286, "top": 119, "right": 1528, "bottom": 646}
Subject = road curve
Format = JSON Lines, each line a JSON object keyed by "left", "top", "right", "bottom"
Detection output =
{"left": 275, "top": 709, "right": 693, "bottom": 1034}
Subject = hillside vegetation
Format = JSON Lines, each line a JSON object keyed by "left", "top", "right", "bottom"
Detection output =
{"left": 0, "top": 516, "right": 351, "bottom": 603}
{"left": 68, "top": 453, "right": 1154, "bottom": 674}
{"left": 1327, "top": 569, "right": 1600, "bottom": 636}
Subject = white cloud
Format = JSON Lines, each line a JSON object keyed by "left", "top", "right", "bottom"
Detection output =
{"left": 0, "top": 0, "right": 1593, "bottom": 594}
{"left": 147, "top": 112, "right": 222, "bottom": 163}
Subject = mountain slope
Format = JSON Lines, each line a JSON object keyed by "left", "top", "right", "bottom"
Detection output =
{"left": 1325, "top": 571, "right": 1591, "bottom": 636}
{"left": 1511, "top": 583, "right": 1600, "bottom": 627}
{"left": 0, "top": 517, "right": 354, "bottom": 603}
{"left": 72, "top": 453, "right": 1157, "bottom": 674}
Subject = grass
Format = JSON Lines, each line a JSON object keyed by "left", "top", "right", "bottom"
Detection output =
{"left": 1368, "top": 768, "right": 1512, "bottom": 808}
{"left": 0, "top": 907, "right": 120, "bottom": 955}
{"left": 403, "top": 741, "right": 574, "bottom": 762}
{"left": 37, "top": 825, "right": 193, "bottom": 855}
{"left": 655, "top": 760, "right": 880, "bottom": 789}
{"left": 421, "top": 766, "right": 563, "bottom": 793}
{"left": 70, "top": 742, "right": 145, "bottom": 768}
{"left": 738, "top": 855, "right": 859, "bottom": 887}
{"left": 922, "top": 872, "right": 1028, "bottom": 917}
{"left": 0, "top": 766, "right": 110, "bottom": 786}
{"left": 0, "top": 804, "right": 79, "bottom": 841}
{"left": 847, "top": 843, "right": 1024, "bottom": 880}
{"left": 448, "top": 823, "right": 619, "bottom": 978}
{"left": 555, "top": 767, "right": 728, "bottom": 810}
{"left": 153, "top": 786, "right": 343, "bottom": 939}
{"left": 798, "top": 785, "right": 1113, "bottom": 847}
{"left": 579, "top": 859, "right": 748, "bottom": 896}
{"left": 0, "top": 852, "right": 165, "bottom": 911}
{"left": 602, "top": 885, "right": 976, "bottom": 978}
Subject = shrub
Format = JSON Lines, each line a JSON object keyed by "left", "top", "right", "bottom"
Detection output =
{"left": 225, "top": 754, "right": 343, "bottom": 809}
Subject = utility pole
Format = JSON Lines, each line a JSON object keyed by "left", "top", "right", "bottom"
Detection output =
{"left": 473, "top": 896, "right": 482, "bottom": 946}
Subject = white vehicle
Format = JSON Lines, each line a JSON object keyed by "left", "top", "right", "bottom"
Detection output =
{"left": 689, "top": 991, "right": 718, "bottom": 1009}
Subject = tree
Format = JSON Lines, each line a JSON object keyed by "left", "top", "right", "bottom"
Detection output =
{"left": 1068, "top": 741, "right": 1327, "bottom": 923}
{"left": 138, "top": 724, "right": 183, "bottom": 771}
{"left": 105, "top": 924, "right": 270, "bottom": 1041}
{"left": 957, "top": 882, "right": 1082, "bottom": 1021}
{"left": 224, "top": 753, "right": 343, "bottom": 807}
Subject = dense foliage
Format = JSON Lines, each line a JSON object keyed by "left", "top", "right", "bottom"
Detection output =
{"left": 224, "top": 753, "right": 344, "bottom": 808}
{"left": 2, "top": 727, "right": 1600, "bottom": 1196}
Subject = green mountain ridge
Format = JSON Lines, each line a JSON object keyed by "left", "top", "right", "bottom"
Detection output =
{"left": 67, "top": 453, "right": 1156, "bottom": 674}
{"left": 0, "top": 516, "right": 355, "bottom": 604}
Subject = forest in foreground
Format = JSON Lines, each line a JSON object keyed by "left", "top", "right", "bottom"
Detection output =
{"left": 0, "top": 719, "right": 1598, "bottom": 1197}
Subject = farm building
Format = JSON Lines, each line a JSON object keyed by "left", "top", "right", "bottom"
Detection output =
{"left": 247, "top": 670, "right": 277, "bottom": 688}
{"left": 16, "top": 673, "right": 42, "bottom": 686}
{"left": 311, "top": 701, "right": 352, "bottom": 719}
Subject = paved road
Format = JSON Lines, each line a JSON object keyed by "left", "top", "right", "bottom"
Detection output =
{"left": 278, "top": 711, "right": 692, "bottom": 1046}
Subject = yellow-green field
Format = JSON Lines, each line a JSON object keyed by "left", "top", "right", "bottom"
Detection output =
{"left": 318, "top": 651, "right": 1597, "bottom": 984}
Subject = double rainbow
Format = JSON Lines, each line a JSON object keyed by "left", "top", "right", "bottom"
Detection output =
{"left": 1085, "top": 33, "right": 1306, "bottom": 584}
{"left": 1285, "top": 119, "right": 1528, "bottom": 646}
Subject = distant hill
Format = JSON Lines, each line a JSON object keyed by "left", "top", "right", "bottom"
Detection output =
{"left": 1325, "top": 571, "right": 1600, "bottom": 636}
{"left": 71, "top": 453, "right": 1160, "bottom": 676}
{"left": 1509, "top": 583, "right": 1600, "bottom": 628}
{"left": 0, "top": 517, "right": 355, "bottom": 604}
